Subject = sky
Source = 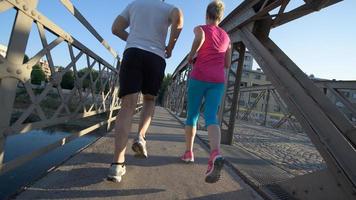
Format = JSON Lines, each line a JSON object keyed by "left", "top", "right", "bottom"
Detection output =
{"left": 0, "top": 0, "right": 355, "bottom": 80}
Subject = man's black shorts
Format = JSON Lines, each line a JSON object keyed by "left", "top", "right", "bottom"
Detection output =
{"left": 119, "top": 48, "right": 166, "bottom": 98}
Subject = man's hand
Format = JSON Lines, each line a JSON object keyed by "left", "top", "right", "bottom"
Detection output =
{"left": 166, "top": 8, "right": 184, "bottom": 59}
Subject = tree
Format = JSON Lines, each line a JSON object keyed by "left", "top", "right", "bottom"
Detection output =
{"left": 78, "top": 68, "right": 99, "bottom": 89}
{"left": 23, "top": 54, "right": 29, "bottom": 64}
{"left": 157, "top": 74, "right": 172, "bottom": 106}
{"left": 31, "top": 65, "right": 46, "bottom": 85}
{"left": 61, "top": 70, "right": 75, "bottom": 90}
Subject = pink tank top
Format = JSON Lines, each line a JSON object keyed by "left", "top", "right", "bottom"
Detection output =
{"left": 190, "top": 25, "right": 230, "bottom": 83}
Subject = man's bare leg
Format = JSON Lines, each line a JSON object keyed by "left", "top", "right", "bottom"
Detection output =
{"left": 112, "top": 93, "right": 139, "bottom": 163}
{"left": 137, "top": 95, "right": 156, "bottom": 139}
{"left": 132, "top": 95, "right": 156, "bottom": 158}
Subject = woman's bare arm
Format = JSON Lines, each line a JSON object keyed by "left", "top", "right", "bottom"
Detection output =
{"left": 224, "top": 42, "right": 232, "bottom": 68}
{"left": 188, "top": 26, "right": 205, "bottom": 63}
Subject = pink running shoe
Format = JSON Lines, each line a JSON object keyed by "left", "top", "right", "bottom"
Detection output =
{"left": 205, "top": 149, "right": 224, "bottom": 183}
{"left": 180, "top": 151, "right": 194, "bottom": 163}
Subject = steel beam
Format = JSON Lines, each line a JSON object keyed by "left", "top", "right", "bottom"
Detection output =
{"left": 325, "top": 84, "right": 356, "bottom": 117}
{"left": 0, "top": 0, "right": 13, "bottom": 12}
{"left": 0, "top": 0, "right": 124, "bottom": 175}
{"left": 0, "top": 0, "right": 38, "bottom": 164}
{"left": 273, "top": 0, "right": 343, "bottom": 27}
{"left": 166, "top": 0, "right": 353, "bottom": 197}
{"left": 241, "top": 90, "right": 266, "bottom": 121}
{"left": 59, "top": 0, "right": 119, "bottom": 59}
{"left": 238, "top": 25, "right": 356, "bottom": 195}
{"left": 263, "top": 89, "right": 270, "bottom": 126}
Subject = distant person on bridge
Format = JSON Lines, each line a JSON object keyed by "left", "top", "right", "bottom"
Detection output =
{"left": 108, "top": 0, "right": 184, "bottom": 182}
{"left": 180, "top": 0, "right": 232, "bottom": 183}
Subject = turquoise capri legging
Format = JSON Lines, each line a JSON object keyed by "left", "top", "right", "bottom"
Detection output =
{"left": 185, "top": 78, "right": 225, "bottom": 127}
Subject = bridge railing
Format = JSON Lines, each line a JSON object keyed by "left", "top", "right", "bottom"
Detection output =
{"left": 165, "top": 0, "right": 356, "bottom": 199}
{"left": 0, "top": 0, "right": 139, "bottom": 176}
{"left": 235, "top": 81, "right": 355, "bottom": 131}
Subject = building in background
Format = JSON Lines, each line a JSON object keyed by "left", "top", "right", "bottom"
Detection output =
{"left": 0, "top": 44, "right": 7, "bottom": 57}
{"left": 229, "top": 51, "right": 280, "bottom": 124}
{"left": 39, "top": 59, "right": 51, "bottom": 80}
{"left": 1, "top": 44, "right": 52, "bottom": 81}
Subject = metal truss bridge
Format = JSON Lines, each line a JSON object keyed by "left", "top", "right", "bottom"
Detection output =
{"left": 0, "top": 0, "right": 355, "bottom": 199}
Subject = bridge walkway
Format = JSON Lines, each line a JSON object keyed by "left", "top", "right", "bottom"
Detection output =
{"left": 16, "top": 107, "right": 262, "bottom": 200}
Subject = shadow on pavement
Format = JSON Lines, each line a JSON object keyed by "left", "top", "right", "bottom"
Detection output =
{"left": 18, "top": 188, "right": 165, "bottom": 199}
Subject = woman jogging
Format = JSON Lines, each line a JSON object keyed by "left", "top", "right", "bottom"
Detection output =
{"left": 180, "top": 0, "right": 232, "bottom": 183}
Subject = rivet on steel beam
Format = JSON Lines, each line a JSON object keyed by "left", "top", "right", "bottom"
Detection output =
{"left": 27, "top": 65, "right": 31, "bottom": 70}
{"left": 15, "top": 0, "right": 20, "bottom": 4}
{"left": 304, "top": 190, "right": 308, "bottom": 194}
{"left": 16, "top": 69, "right": 22, "bottom": 75}
{"left": 31, "top": 10, "right": 36, "bottom": 16}
{"left": 38, "top": 15, "right": 42, "bottom": 20}
{"left": 292, "top": 191, "right": 296, "bottom": 195}
{"left": 7, "top": 67, "right": 13, "bottom": 73}
{"left": 337, "top": 183, "right": 342, "bottom": 187}
{"left": 319, "top": 187, "right": 323, "bottom": 191}
{"left": 23, "top": 5, "right": 28, "bottom": 11}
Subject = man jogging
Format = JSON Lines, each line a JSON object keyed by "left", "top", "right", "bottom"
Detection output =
{"left": 107, "top": 0, "right": 184, "bottom": 182}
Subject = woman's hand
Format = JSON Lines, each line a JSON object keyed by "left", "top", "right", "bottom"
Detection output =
{"left": 188, "top": 53, "right": 194, "bottom": 64}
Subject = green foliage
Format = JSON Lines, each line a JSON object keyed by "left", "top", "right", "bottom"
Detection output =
{"left": 157, "top": 74, "right": 172, "bottom": 105}
{"left": 31, "top": 65, "right": 46, "bottom": 85}
{"left": 23, "top": 55, "right": 29, "bottom": 64}
{"left": 61, "top": 70, "right": 75, "bottom": 90}
{"left": 78, "top": 68, "right": 99, "bottom": 89}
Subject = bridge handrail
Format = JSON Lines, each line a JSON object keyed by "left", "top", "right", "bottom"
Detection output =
{"left": 0, "top": 0, "right": 132, "bottom": 176}
{"left": 59, "top": 0, "right": 119, "bottom": 60}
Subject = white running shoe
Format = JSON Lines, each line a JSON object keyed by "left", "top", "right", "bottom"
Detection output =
{"left": 107, "top": 163, "right": 126, "bottom": 183}
{"left": 132, "top": 137, "right": 148, "bottom": 158}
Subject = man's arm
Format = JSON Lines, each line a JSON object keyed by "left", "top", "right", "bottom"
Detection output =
{"left": 224, "top": 42, "right": 232, "bottom": 68}
{"left": 112, "top": 15, "right": 129, "bottom": 41}
{"left": 188, "top": 26, "right": 205, "bottom": 63}
{"left": 166, "top": 8, "right": 184, "bottom": 58}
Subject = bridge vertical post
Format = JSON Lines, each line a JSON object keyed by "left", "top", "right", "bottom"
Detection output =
{"left": 221, "top": 42, "right": 246, "bottom": 145}
{"left": 106, "top": 58, "right": 120, "bottom": 131}
{"left": 0, "top": 0, "right": 39, "bottom": 164}
{"left": 107, "top": 77, "right": 119, "bottom": 131}
{"left": 263, "top": 89, "right": 270, "bottom": 126}
{"left": 175, "top": 73, "right": 182, "bottom": 114}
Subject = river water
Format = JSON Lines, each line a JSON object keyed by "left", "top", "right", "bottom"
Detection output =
{"left": 0, "top": 130, "right": 98, "bottom": 199}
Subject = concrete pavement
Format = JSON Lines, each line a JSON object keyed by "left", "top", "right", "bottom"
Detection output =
{"left": 17, "top": 107, "right": 262, "bottom": 200}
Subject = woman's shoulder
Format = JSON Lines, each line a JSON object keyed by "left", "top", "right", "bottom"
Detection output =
{"left": 195, "top": 24, "right": 207, "bottom": 30}
{"left": 216, "top": 26, "right": 227, "bottom": 34}
{"left": 216, "top": 27, "right": 230, "bottom": 40}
